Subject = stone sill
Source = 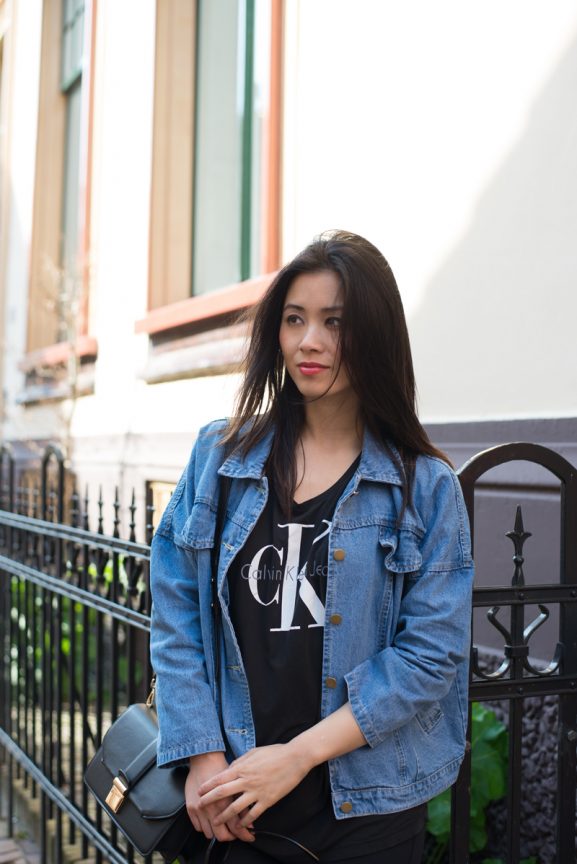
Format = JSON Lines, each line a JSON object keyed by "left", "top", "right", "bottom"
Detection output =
{"left": 19, "top": 335, "right": 98, "bottom": 373}
{"left": 141, "top": 322, "right": 248, "bottom": 384}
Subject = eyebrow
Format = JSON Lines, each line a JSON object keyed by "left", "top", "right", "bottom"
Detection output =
{"left": 283, "top": 303, "right": 343, "bottom": 312}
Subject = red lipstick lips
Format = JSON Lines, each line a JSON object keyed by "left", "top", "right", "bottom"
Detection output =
{"left": 298, "top": 363, "right": 328, "bottom": 375}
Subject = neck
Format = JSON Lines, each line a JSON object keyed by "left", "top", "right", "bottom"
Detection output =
{"left": 301, "top": 392, "right": 363, "bottom": 449}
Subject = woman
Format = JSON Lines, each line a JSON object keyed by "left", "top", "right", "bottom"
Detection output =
{"left": 150, "top": 231, "right": 474, "bottom": 864}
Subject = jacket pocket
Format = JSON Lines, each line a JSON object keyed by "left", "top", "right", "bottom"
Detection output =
{"left": 415, "top": 702, "right": 444, "bottom": 734}
{"left": 334, "top": 728, "right": 419, "bottom": 789}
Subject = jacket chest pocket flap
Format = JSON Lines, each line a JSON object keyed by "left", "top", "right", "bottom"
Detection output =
{"left": 379, "top": 527, "right": 422, "bottom": 575}
{"left": 175, "top": 500, "right": 216, "bottom": 550}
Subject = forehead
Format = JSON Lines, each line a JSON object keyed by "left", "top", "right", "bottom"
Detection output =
{"left": 284, "top": 270, "right": 342, "bottom": 308}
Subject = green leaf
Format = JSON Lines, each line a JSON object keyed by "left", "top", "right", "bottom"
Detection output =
{"left": 426, "top": 789, "right": 451, "bottom": 843}
{"left": 471, "top": 740, "right": 507, "bottom": 802}
{"left": 469, "top": 820, "right": 488, "bottom": 852}
{"left": 426, "top": 702, "right": 508, "bottom": 856}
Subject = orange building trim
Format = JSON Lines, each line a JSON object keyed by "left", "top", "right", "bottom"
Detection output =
{"left": 135, "top": 272, "right": 277, "bottom": 336}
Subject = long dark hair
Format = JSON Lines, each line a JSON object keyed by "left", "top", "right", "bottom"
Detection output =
{"left": 223, "top": 230, "right": 450, "bottom": 516}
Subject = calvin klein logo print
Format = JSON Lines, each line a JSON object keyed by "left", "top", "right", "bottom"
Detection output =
{"left": 241, "top": 521, "right": 329, "bottom": 631}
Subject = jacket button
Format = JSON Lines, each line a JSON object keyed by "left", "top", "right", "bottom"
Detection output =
{"left": 333, "top": 549, "right": 346, "bottom": 561}
{"left": 340, "top": 802, "right": 353, "bottom": 813}
{"left": 329, "top": 613, "right": 342, "bottom": 625}
{"left": 325, "top": 676, "right": 337, "bottom": 689}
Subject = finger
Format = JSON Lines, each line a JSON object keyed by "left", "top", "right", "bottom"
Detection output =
{"left": 194, "top": 811, "right": 215, "bottom": 840}
{"left": 199, "top": 780, "right": 245, "bottom": 806}
{"left": 185, "top": 803, "right": 206, "bottom": 835}
{"left": 227, "top": 820, "right": 255, "bottom": 843}
{"left": 237, "top": 807, "right": 255, "bottom": 831}
{"left": 239, "top": 803, "right": 265, "bottom": 828}
{"left": 211, "top": 793, "right": 255, "bottom": 826}
{"left": 212, "top": 822, "right": 237, "bottom": 843}
{"left": 198, "top": 769, "right": 236, "bottom": 795}
{"left": 203, "top": 800, "right": 238, "bottom": 828}
{"left": 186, "top": 809, "right": 202, "bottom": 833}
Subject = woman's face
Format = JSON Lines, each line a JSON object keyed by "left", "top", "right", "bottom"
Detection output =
{"left": 279, "top": 270, "right": 355, "bottom": 404}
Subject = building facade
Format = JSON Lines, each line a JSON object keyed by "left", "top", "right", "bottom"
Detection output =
{"left": 0, "top": 0, "right": 576, "bottom": 546}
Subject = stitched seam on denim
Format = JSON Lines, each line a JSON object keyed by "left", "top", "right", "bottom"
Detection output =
{"left": 448, "top": 468, "right": 469, "bottom": 561}
{"left": 333, "top": 754, "right": 463, "bottom": 794}
{"left": 425, "top": 560, "right": 473, "bottom": 573}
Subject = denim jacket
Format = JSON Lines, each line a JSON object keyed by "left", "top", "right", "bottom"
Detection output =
{"left": 150, "top": 420, "right": 474, "bottom": 817}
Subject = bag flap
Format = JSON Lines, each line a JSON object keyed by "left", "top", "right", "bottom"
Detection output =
{"left": 124, "top": 763, "right": 187, "bottom": 819}
{"left": 101, "top": 704, "right": 158, "bottom": 773}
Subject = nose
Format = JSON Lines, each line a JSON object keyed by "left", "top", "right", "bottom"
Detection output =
{"left": 298, "top": 322, "right": 323, "bottom": 352}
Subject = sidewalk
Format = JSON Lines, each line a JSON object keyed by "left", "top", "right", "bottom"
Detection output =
{"left": 0, "top": 814, "right": 39, "bottom": 864}
{"left": 0, "top": 837, "right": 39, "bottom": 864}
{"left": 0, "top": 838, "right": 29, "bottom": 864}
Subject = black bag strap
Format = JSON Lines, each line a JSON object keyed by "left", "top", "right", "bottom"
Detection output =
{"left": 210, "top": 474, "right": 231, "bottom": 691}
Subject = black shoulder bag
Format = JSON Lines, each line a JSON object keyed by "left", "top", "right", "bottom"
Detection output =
{"left": 84, "top": 476, "right": 231, "bottom": 861}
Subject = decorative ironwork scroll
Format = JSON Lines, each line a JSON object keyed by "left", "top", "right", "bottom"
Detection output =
{"left": 472, "top": 505, "right": 562, "bottom": 680}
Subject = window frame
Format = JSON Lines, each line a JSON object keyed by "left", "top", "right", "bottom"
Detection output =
{"left": 23, "top": 0, "right": 96, "bottom": 383}
{"left": 139, "top": 0, "right": 283, "bottom": 345}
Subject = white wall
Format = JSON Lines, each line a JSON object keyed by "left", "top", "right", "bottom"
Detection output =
{"left": 282, "top": 0, "right": 577, "bottom": 421}
{"left": 1, "top": 0, "right": 47, "bottom": 440}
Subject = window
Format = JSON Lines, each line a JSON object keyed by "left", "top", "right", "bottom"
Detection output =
{"left": 60, "top": 0, "right": 85, "bottom": 288}
{"left": 147, "top": 480, "right": 177, "bottom": 533}
{"left": 145, "top": 0, "right": 281, "bottom": 327}
{"left": 193, "top": 0, "right": 274, "bottom": 295}
{"left": 23, "top": 0, "right": 96, "bottom": 394}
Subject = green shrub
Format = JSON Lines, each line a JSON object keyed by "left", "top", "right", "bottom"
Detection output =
{"left": 426, "top": 702, "right": 523, "bottom": 862}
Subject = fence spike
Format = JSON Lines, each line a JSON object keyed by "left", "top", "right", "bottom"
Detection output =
{"left": 83, "top": 485, "right": 90, "bottom": 530}
{"left": 97, "top": 486, "right": 104, "bottom": 535}
{"left": 70, "top": 487, "right": 80, "bottom": 528}
{"left": 506, "top": 505, "right": 532, "bottom": 587}
{"left": 129, "top": 489, "right": 137, "bottom": 543}
{"left": 113, "top": 487, "right": 120, "bottom": 539}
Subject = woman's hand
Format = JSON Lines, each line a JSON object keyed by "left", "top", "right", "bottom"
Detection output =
{"left": 198, "top": 743, "right": 311, "bottom": 827}
{"left": 198, "top": 704, "right": 366, "bottom": 828}
{"left": 186, "top": 752, "right": 255, "bottom": 842}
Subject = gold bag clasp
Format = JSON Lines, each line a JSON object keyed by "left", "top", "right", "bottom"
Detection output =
{"left": 105, "top": 777, "right": 128, "bottom": 813}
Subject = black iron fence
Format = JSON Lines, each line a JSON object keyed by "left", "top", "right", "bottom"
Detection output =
{"left": 0, "top": 442, "right": 575, "bottom": 863}
{"left": 0, "top": 444, "right": 154, "bottom": 864}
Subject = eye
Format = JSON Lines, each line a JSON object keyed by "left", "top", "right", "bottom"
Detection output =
{"left": 284, "top": 313, "right": 303, "bottom": 325}
{"left": 326, "top": 316, "right": 341, "bottom": 329}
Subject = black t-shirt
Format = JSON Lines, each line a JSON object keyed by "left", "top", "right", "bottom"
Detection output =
{"left": 228, "top": 460, "right": 426, "bottom": 858}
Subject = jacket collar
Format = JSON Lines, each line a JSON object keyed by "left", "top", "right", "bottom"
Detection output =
{"left": 219, "top": 423, "right": 404, "bottom": 487}
{"left": 358, "top": 427, "right": 404, "bottom": 486}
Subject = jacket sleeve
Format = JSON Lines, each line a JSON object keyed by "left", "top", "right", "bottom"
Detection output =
{"left": 344, "top": 465, "right": 474, "bottom": 748}
{"left": 150, "top": 440, "right": 226, "bottom": 767}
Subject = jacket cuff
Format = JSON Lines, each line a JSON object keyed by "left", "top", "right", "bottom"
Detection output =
{"left": 156, "top": 737, "right": 226, "bottom": 769}
{"left": 345, "top": 663, "right": 382, "bottom": 748}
